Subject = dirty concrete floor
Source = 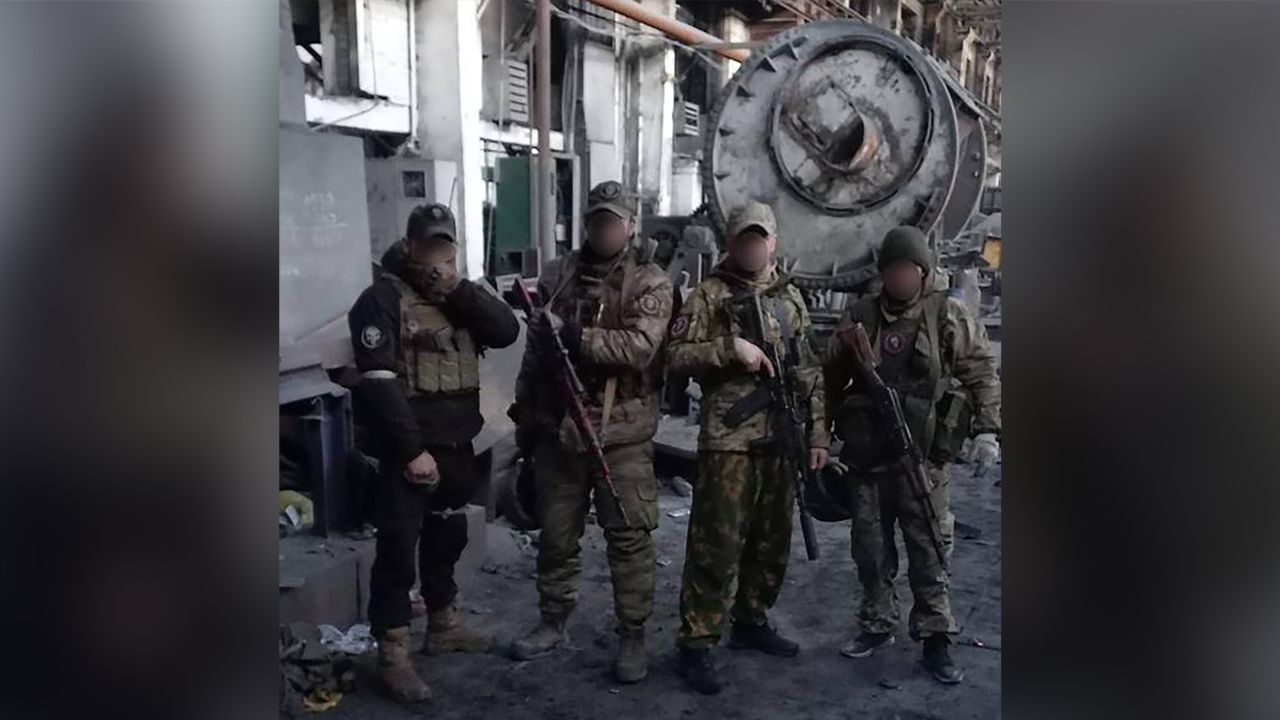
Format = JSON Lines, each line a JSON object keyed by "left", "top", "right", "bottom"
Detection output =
{"left": 328, "top": 464, "right": 1001, "bottom": 720}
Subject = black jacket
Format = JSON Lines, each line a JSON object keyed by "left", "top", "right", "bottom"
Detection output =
{"left": 348, "top": 246, "right": 519, "bottom": 459}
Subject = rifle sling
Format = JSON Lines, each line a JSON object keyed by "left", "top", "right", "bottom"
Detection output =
{"left": 599, "top": 376, "right": 617, "bottom": 443}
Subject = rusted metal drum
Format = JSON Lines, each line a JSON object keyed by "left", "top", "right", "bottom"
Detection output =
{"left": 705, "top": 20, "right": 984, "bottom": 291}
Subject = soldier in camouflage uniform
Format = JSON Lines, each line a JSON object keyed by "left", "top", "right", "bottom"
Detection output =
{"left": 667, "top": 201, "right": 828, "bottom": 695}
{"left": 508, "top": 181, "right": 673, "bottom": 684}
{"left": 825, "top": 226, "right": 1000, "bottom": 684}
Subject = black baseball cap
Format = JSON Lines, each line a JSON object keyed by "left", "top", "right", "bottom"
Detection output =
{"left": 407, "top": 203, "right": 456, "bottom": 243}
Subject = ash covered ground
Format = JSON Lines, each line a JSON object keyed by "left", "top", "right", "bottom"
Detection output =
{"left": 329, "top": 460, "right": 1001, "bottom": 720}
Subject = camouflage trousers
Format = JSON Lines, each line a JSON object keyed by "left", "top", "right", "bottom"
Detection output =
{"left": 849, "top": 461, "right": 957, "bottom": 640}
{"left": 677, "top": 451, "right": 793, "bottom": 649}
{"left": 533, "top": 440, "right": 659, "bottom": 632}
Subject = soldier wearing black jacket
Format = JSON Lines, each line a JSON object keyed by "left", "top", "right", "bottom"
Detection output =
{"left": 347, "top": 204, "right": 518, "bottom": 703}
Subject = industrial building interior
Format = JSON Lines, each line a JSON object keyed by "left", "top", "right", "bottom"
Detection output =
{"left": 279, "top": 0, "right": 1002, "bottom": 716}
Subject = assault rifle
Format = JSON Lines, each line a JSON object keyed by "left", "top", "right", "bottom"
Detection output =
{"left": 512, "top": 279, "right": 630, "bottom": 525}
{"left": 724, "top": 291, "right": 821, "bottom": 561}
{"left": 839, "top": 322, "right": 948, "bottom": 571}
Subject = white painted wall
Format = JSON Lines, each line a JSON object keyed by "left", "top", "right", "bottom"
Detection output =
{"left": 416, "top": 0, "right": 486, "bottom": 279}
{"left": 582, "top": 40, "right": 621, "bottom": 186}
{"left": 670, "top": 156, "right": 701, "bottom": 215}
{"left": 356, "top": 0, "right": 413, "bottom": 106}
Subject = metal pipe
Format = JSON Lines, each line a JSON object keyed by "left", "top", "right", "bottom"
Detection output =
{"left": 584, "top": 0, "right": 750, "bottom": 62}
{"left": 536, "top": 0, "right": 556, "bottom": 265}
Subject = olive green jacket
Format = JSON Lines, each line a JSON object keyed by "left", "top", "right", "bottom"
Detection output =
{"left": 513, "top": 247, "right": 673, "bottom": 451}
{"left": 825, "top": 288, "right": 1000, "bottom": 466}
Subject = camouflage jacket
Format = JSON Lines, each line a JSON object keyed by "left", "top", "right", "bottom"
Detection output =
{"left": 825, "top": 288, "right": 1000, "bottom": 467}
{"left": 513, "top": 247, "right": 673, "bottom": 451}
{"left": 667, "top": 264, "right": 828, "bottom": 453}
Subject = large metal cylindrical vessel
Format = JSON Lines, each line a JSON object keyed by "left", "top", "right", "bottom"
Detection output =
{"left": 704, "top": 20, "right": 985, "bottom": 291}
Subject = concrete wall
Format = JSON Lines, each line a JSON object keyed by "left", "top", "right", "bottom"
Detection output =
{"left": 356, "top": 0, "right": 413, "bottom": 106}
{"left": 670, "top": 156, "right": 701, "bottom": 215}
{"left": 416, "top": 0, "right": 486, "bottom": 278}
{"left": 718, "top": 10, "right": 750, "bottom": 84}
{"left": 634, "top": 0, "right": 676, "bottom": 216}
{"left": 583, "top": 39, "right": 621, "bottom": 186}
{"left": 280, "top": 0, "right": 306, "bottom": 124}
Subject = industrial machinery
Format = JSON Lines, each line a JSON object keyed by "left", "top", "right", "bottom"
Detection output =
{"left": 699, "top": 19, "right": 989, "bottom": 326}
{"left": 646, "top": 19, "right": 996, "bottom": 521}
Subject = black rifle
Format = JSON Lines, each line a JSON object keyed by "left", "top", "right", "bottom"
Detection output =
{"left": 840, "top": 322, "right": 948, "bottom": 571}
{"left": 725, "top": 291, "right": 821, "bottom": 561}
{"left": 513, "top": 279, "right": 630, "bottom": 525}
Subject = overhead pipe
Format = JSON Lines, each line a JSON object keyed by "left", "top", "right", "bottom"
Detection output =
{"left": 584, "top": 0, "right": 751, "bottom": 63}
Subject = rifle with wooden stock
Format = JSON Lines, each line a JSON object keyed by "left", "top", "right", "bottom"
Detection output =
{"left": 512, "top": 279, "right": 630, "bottom": 526}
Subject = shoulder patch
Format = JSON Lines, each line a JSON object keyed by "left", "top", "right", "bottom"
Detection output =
{"left": 639, "top": 293, "right": 662, "bottom": 316}
{"left": 361, "top": 325, "right": 385, "bottom": 349}
{"left": 670, "top": 315, "right": 690, "bottom": 339}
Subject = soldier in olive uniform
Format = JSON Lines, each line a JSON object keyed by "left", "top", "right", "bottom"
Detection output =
{"left": 508, "top": 181, "right": 674, "bottom": 684}
{"left": 667, "top": 201, "right": 828, "bottom": 695}
{"left": 348, "top": 204, "right": 519, "bottom": 703}
{"left": 825, "top": 226, "right": 1000, "bottom": 684}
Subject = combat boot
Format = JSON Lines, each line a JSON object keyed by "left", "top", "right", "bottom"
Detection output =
{"left": 424, "top": 602, "right": 493, "bottom": 655}
{"left": 840, "top": 631, "right": 895, "bottom": 658}
{"left": 922, "top": 635, "right": 964, "bottom": 684}
{"left": 677, "top": 647, "right": 724, "bottom": 695}
{"left": 728, "top": 621, "right": 799, "bottom": 657}
{"left": 509, "top": 614, "right": 567, "bottom": 660}
{"left": 614, "top": 627, "right": 647, "bottom": 683}
{"left": 376, "top": 627, "right": 431, "bottom": 703}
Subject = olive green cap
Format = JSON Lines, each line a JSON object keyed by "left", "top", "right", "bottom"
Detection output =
{"left": 727, "top": 200, "right": 777, "bottom": 239}
{"left": 585, "top": 180, "right": 636, "bottom": 219}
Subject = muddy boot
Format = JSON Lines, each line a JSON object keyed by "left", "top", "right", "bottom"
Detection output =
{"left": 614, "top": 628, "right": 648, "bottom": 683}
{"left": 677, "top": 647, "right": 724, "bottom": 695}
{"left": 509, "top": 615, "right": 567, "bottom": 660}
{"left": 424, "top": 603, "right": 493, "bottom": 656}
{"left": 922, "top": 635, "right": 964, "bottom": 685}
{"left": 376, "top": 627, "right": 431, "bottom": 703}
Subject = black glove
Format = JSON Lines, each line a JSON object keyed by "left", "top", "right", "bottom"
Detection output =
{"left": 537, "top": 310, "right": 581, "bottom": 361}
{"left": 558, "top": 319, "right": 583, "bottom": 361}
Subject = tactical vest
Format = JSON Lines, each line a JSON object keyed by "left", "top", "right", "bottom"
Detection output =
{"left": 546, "top": 252, "right": 658, "bottom": 404}
{"left": 542, "top": 249, "right": 664, "bottom": 449}
{"left": 836, "top": 291, "right": 958, "bottom": 469}
{"left": 384, "top": 273, "right": 480, "bottom": 396}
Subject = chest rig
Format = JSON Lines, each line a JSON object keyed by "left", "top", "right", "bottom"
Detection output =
{"left": 548, "top": 252, "right": 654, "bottom": 401}
{"left": 838, "top": 291, "right": 949, "bottom": 469}
{"left": 384, "top": 273, "right": 480, "bottom": 396}
{"left": 875, "top": 312, "right": 926, "bottom": 392}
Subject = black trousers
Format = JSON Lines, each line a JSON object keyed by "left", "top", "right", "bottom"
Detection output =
{"left": 368, "top": 442, "right": 476, "bottom": 634}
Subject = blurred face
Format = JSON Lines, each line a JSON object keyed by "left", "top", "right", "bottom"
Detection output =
{"left": 405, "top": 235, "right": 456, "bottom": 284}
{"left": 729, "top": 227, "right": 776, "bottom": 274}
{"left": 882, "top": 259, "right": 925, "bottom": 302}
{"left": 586, "top": 211, "right": 633, "bottom": 257}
